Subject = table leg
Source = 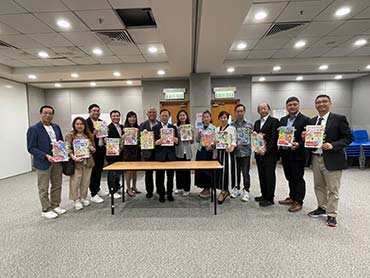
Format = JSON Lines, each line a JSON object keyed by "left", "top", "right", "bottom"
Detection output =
{"left": 110, "top": 174, "right": 115, "bottom": 215}
{"left": 122, "top": 171, "right": 125, "bottom": 203}
{"left": 213, "top": 169, "right": 217, "bottom": 215}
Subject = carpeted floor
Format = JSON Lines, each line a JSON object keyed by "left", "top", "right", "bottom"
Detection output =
{"left": 1, "top": 164, "right": 370, "bottom": 278}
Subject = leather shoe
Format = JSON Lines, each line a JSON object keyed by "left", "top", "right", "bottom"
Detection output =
{"left": 288, "top": 202, "right": 302, "bottom": 212}
{"left": 279, "top": 197, "right": 294, "bottom": 205}
{"left": 146, "top": 192, "right": 153, "bottom": 199}
{"left": 167, "top": 195, "right": 174, "bottom": 202}
{"left": 259, "top": 200, "right": 274, "bottom": 207}
{"left": 254, "top": 196, "right": 264, "bottom": 202}
{"left": 159, "top": 195, "right": 165, "bottom": 203}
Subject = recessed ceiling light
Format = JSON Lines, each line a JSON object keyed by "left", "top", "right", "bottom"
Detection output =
{"left": 157, "top": 70, "right": 165, "bottom": 75}
{"left": 148, "top": 47, "right": 158, "bottom": 53}
{"left": 126, "top": 80, "right": 133, "bottom": 85}
{"left": 5, "top": 85, "right": 13, "bottom": 89}
{"left": 354, "top": 39, "right": 367, "bottom": 47}
{"left": 335, "top": 6, "right": 351, "bottom": 17}
{"left": 258, "top": 77, "right": 266, "bottom": 82}
{"left": 255, "top": 11, "right": 267, "bottom": 20}
{"left": 90, "top": 81, "right": 96, "bottom": 87}
{"left": 366, "top": 64, "right": 370, "bottom": 69}
{"left": 237, "top": 42, "right": 247, "bottom": 50}
{"left": 71, "top": 73, "right": 79, "bottom": 78}
{"left": 113, "top": 71, "right": 121, "bottom": 77}
{"left": 92, "top": 48, "right": 103, "bottom": 55}
{"left": 296, "top": 76, "right": 303, "bottom": 81}
{"left": 294, "top": 40, "right": 306, "bottom": 49}
{"left": 227, "top": 67, "right": 235, "bottom": 73}
{"left": 54, "top": 83, "right": 62, "bottom": 88}
{"left": 57, "top": 19, "right": 71, "bottom": 29}
{"left": 273, "top": 66, "right": 281, "bottom": 71}
{"left": 319, "top": 64, "right": 328, "bottom": 70}
{"left": 28, "top": 74, "right": 37, "bottom": 80}
{"left": 38, "top": 51, "right": 49, "bottom": 58}
{"left": 334, "top": 75, "right": 343, "bottom": 80}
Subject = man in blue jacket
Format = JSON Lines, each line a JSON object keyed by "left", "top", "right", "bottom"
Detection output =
{"left": 27, "top": 105, "right": 66, "bottom": 219}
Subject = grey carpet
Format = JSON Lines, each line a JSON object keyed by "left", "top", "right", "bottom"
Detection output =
{"left": 1, "top": 164, "right": 370, "bottom": 278}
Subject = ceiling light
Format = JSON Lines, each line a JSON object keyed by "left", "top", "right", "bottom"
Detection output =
{"left": 366, "top": 64, "right": 370, "bottom": 69}
{"left": 113, "top": 71, "right": 121, "bottom": 77}
{"left": 296, "top": 76, "right": 303, "bottom": 81}
{"left": 237, "top": 42, "right": 247, "bottom": 50}
{"left": 90, "top": 81, "right": 96, "bottom": 87}
{"left": 71, "top": 73, "right": 79, "bottom": 78}
{"left": 57, "top": 19, "right": 71, "bottom": 29}
{"left": 54, "top": 83, "right": 62, "bottom": 88}
{"left": 294, "top": 40, "right": 306, "bottom": 48}
{"left": 273, "top": 66, "right": 281, "bottom": 71}
{"left": 334, "top": 75, "right": 343, "bottom": 80}
{"left": 5, "top": 85, "right": 13, "bottom": 89}
{"left": 354, "top": 39, "right": 367, "bottom": 47}
{"left": 148, "top": 47, "right": 158, "bottom": 53}
{"left": 227, "top": 67, "right": 235, "bottom": 73}
{"left": 92, "top": 48, "right": 103, "bottom": 55}
{"left": 157, "top": 70, "right": 165, "bottom": 75}
{"left": 259, "top": 77, "right": 266, "bottom": 82}
{"left": 335, "top": 6, "right": 351, "bottom": 17}
{"left": 126, "top": 80, "right": 133, "bottom": 85}
{"left": 28, "top": 74, "right": 37, "bottom": 80}
{"left": 319, "top": 64, "right": 328, "bottom": 70}
{"left": 255, "top": 11, "right": 267, "bottom": 20}
{"left": 38, "top": 51, "right": 49, "bottom": 58}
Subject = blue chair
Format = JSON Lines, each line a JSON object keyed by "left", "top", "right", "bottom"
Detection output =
{"left": 352, "top": 130, "right": 370, "bottom": 168}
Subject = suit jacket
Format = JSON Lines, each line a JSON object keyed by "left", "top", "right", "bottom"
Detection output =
{"left": 306, "top": 112, "right": 353, "bottom": 170}
{"left": 279, "top": 112, "right": 310, "bottom": 161}
{"left": 106, "top": 122, "right": 124, "bottom": 164}
{"left": 27, "top": 121, "right": 63, "bottom": 170}
{"left": 254, "top": 115, "right": 280, "bottom": 162}
{"left": 153, "top": 122, "right": 178, "bottom": 162}
{"left": 139, "top": 120, "right": 160, "bottom": 160}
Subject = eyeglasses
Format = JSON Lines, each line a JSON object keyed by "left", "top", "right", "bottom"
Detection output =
{"left": 315, "top": 100, "right": 330, "bottom": 104}
{"left": 41, "top": 112, "right": 54, "bottom": 116}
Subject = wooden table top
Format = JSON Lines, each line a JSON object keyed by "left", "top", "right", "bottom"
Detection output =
{"left": 103, "top": 161, "right": 223, "bottom": 171}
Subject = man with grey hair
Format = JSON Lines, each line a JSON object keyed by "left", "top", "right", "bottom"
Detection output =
{"left": 139, "top": 107, "right": 160, "bottom": 198}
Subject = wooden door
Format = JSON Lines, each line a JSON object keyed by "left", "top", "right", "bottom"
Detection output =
{"left": 211, "top": 99, "right": 240, "bottom": 126}
{"left": 160, "top": 101, "right": 190, "bottom": 125}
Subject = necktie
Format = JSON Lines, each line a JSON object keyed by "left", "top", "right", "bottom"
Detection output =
{"left": 260, "top": 118, "right": 265, "bottom": 129}
{"left": 317, "top": 117, "right": 324, "bottom": 125}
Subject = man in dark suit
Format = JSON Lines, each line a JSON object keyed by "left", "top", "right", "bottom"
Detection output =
{"left": 153, "top": 109, "right": 179, "bottom": 202}
{"left": 139, "top": 107, "right": 160, "bottom": 199}
{"left": 27, "top": 105, "right": 66, "bottom": 219}
{"left": 86, "top": 104, "right": 107, "bottom": 204}
{"left": 254, "top": 103, "right": 280, "bottom": 207}
{"left": 306, "top": 94, "right": 353, "bottom": 227}
{"left": 278, "top": 97, "right": 310, "bottom": 212}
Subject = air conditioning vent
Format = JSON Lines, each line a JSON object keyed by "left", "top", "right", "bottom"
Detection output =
{"left": 265, "top": 22, "right": 306, "bottom": 37}
{"left": 0, "top": 40, "right": 17, "bottom": 49}
{"left": 95, "top": 30, "right": 135, "bottom": 45}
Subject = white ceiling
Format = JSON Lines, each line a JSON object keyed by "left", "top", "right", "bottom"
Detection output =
{"left": 0, "top": 0, "right": 369, "bottom": 88}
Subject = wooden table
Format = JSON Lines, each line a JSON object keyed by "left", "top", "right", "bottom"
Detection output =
{"left": 103, "top": 161, "right": 223, "bottom": 215}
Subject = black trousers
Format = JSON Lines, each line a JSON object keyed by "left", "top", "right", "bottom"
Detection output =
{"left": 89, "top": 146, "right": 105, "bottom": 196}
{"left": 175, "top": 155, "right": 191, "bottom": 191}
{"left": 256, "top": 157, "right": 276, "bottom": 202}
{"left": 236, "top": 156, "right": 251, "bottom": 192}
{"left": 143, "top": 155, "right": 155, "bottom": 194}
{"left": 156, "top": 170, "right": 174, "bottom": 197}
{"left": 282, "top": 158, "right": 306, "bottom": 205}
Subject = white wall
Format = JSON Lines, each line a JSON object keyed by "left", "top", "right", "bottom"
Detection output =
{"left": 0, "top": 78, "right": 31, "bottom": 179}
{"left": 351, "top": 75, "right": 370, "bottom": 133}
{"left": 27, "top": 85, "right": 45, "bottom": 125}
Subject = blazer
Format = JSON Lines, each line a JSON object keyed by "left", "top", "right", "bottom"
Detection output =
{"left": 279, "top": 112, "right": 310, "bottom": 161}
{"left": 153, "top": 122, "right": 178, "bottom": 162}
{"left": 253, "top": 115, "right": 280, "bottom": 162}
{"left": 139, "top": 120, "right": 160, "bottom": 160}
{"left": 306, "top": 112, "right": 353, "bottom": 171}
{"left": 106, "top": 122, "right": 124, "bottom": 164}
{"left": 27, "top": 121, "right": 63, "bottom": 170}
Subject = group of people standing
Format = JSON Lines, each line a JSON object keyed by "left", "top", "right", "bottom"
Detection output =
{"left": 27, "top": 93, "right": 353, "bottom": 227}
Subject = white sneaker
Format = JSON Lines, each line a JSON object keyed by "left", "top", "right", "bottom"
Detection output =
{"left": 53, "top": 207, "right": 66, "bottom": 215}
{"left": 41, "top": 211, "right": 58, "bottom": 219}
{"left": 74, "top": 200, "right": 83, "bottom": 210}
{"left": 81, "top": 199, "right": 90, "bottom": 207}
{"left": 97, "top": 190, "right": 108, "bottom": 197}
{"left": 182, "top": 191, "right": 190, "bottom": 197}
{"left": 174, "top": 189, "right": 184, "bottom": 194}
{"left": 230, "top": 188, "right": 241, "bottom": 199}
{"left": 91, "top": 195, "right": 104, "bottom": 203}
{"left": 241, "top": 190, "right": 250, "bottom": 202}
{"left": 109, "top": 192, "right": 122, "bottom": 199}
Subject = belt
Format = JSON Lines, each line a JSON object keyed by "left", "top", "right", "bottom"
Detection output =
{"left": 312, "top": 152, "right": 323, "bottom": 156}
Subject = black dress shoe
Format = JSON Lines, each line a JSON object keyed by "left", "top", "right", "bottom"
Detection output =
{"left": 259, "top": 200, "right": 274, "bottom": 207}
{"left": 254, "top": 196, "right": 264, "bottom": 202}
{"left": 159, "top": 195, "right": 165, "bottom": 203}
{"left": 146, "top": 192, "right": 153, "bottom": 199}
{"left": 167, "top": 195, "right": 174, "bottom": 202}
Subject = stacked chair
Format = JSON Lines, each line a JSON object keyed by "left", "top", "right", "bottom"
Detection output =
{"left": 352, "top": 130, "right": 370, "bottom": 169}
{"left": 345, "top": 134, "right": 362, "bottom": 167}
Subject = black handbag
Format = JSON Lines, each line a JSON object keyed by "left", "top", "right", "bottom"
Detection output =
{"left": 62, "top": 159, "right": 75, "bottom": 176}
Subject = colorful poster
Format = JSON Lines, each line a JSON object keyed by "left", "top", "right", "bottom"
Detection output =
{"left": 93, "top": 121, "right": 108, "bottom": 138}
{"left": 51, "top": 141, "right": 69, "bottom": 162}
{"left": 215, "top": 131, "right": 231, "bottom": 149}
{"left": 161, "top": 128, "right": 174, "bottom": 146}
{"left": 251, "top": 132, "right": 266, "bottom": 153}
{"left": 140, "top": 131, "right": 154, "bottom": 150}
{"left": 278, "top": 126, "right": 295, "bottom": 147}
{"left": 305, "top": 125, "right": 325, "bottom": 148}
{"left": 106, "top": 138, "right": 120, "bottom": 156}
{"left": 201, "top": 131, "right": 215, "bottom": 147}
{"left": 237, "top": 126, "right": 252, "bottom": 145}
{"left": 179, "top": 124, "right": 192, "bottom": 141}
{"left": 72, "top": 139, "right": 90, "bottom": 158}
{"left": 123, "top": 128, "right": 138, "bottom": 145}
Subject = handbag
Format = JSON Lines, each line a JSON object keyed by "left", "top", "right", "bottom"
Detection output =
{"left": 62, "top": 158, "right": 75, "bottom": 176}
